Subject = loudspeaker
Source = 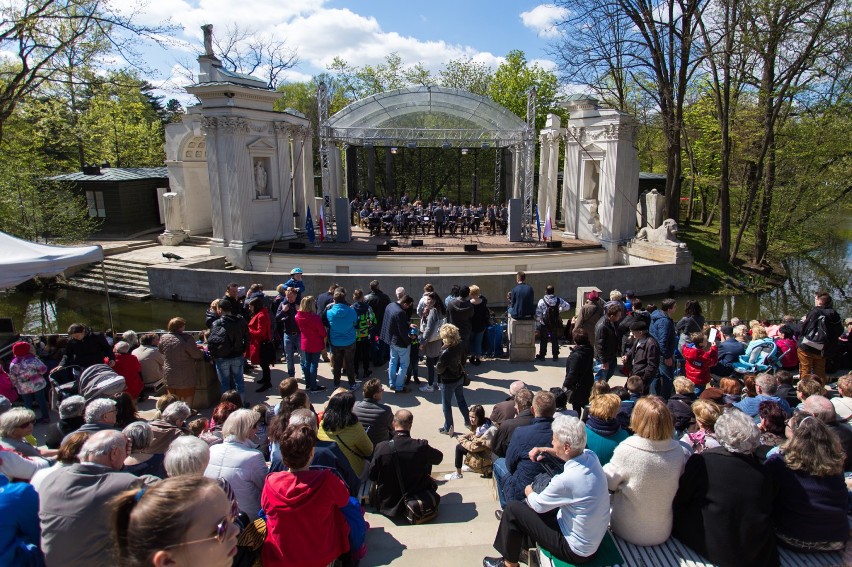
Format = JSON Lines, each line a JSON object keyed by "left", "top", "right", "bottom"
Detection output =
{"left": 546, "top": 241, "right": 562, "bottom": 248}
{"left": 464, "top": 244, "right": 478, "bottom": 252}
{"left": 376, "top": 244, "right": 391, "bottom": 252}
{"left": 387, "top": 239, "right": 399, "bottom": 247}
{"left": 411, "top": 239, "right": 423, "bottom": 247}
{"left": 288, "top": 242, "right": 306, "bottom": 250}
{"left": 508, "top": 198, "right": 522, "bottom": 242}
{"left": 335, "top": 197, "right": 351, "bottom": 243}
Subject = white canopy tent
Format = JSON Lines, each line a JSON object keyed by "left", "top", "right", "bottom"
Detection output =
{"left": 0, "top": 231, "right": 103, "bottom": 289}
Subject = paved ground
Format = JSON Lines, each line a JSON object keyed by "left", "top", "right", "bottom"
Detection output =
{"left": 33, "top": 350, "right": 624, "bottom": 567}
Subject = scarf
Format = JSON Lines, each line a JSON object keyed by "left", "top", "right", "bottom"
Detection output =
{"left": 586, "top": 415, "right": 620, "bottom": 437}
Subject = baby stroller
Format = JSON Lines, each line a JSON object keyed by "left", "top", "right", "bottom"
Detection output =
{"left": 733, "top": 338, "right": 782, "bottom": 374}
{"left": 78, "top": 364, "right": 126, "bottom": 402}
{"left": 48, "top": 365, "right": 83, "bottom": 408}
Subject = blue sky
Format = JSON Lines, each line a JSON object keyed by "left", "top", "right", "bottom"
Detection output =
{"left": 118, "top": 0, "right": 570, "bottom": 99}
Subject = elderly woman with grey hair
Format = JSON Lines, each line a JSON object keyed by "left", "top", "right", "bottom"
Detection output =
{"left": 165, "top": 435, "right": 241, "bottom": 521}
{"left": 483, "top": 414, "right": 611, "bottom": 567}
{"left": 146, "top": 400, "right": 192, "bottom": 454}
{"left": 77, "top": 398, "right": 118, "bottom": 433}
{"left": 121, "top": 421, "right": 167, "bottom": 478}
{"left": 0, "top": 407, "right": 47, "bottom": 457}
{"left": 673, "top": 407, "right": 778, "bottom": 567}
{"left": 204, "top": 408, "right": 267, "bottom": 519}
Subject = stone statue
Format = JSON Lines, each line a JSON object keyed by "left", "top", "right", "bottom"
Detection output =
{"left": 202, "top": 24, "right": 214, "bottom": 57}
{"left": 636, "top": 189, "right": 649, "bottom": 228}
{"left": 636, "top": 218, "right": 687, "bottom": 248}
{"left": 645, "top": 188, "right": 665, "bottom": 229}
{"left": 255, "top": 161, "right": 268, "bottom": 197}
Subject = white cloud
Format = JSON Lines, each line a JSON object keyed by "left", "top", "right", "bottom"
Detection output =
{"left": 520, "top": 4, "right": 568, "bottom": 39}
{"left": 530, "top": 58, "right": 558, "bottom": 72}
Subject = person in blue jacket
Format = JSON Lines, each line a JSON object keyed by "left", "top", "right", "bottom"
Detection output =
{"left": 0, "top": 470, "right": 41, "bottom": 566}
{"left": 649, "top": 299, "right": 678, "bottom": 400}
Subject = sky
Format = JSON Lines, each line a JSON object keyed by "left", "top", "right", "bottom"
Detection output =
{"left": 117, "top": 0, "right": 572, "bottom": 101}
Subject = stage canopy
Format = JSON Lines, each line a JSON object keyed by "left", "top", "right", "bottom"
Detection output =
{"left": 0, "top": 231, "right": 103, "bottom": 289}
{"left": 323, "top": 86, "right": 530, "bottom": 148}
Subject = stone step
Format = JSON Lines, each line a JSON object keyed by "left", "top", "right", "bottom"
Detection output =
{"left": 70, "top": 274, "right": 150, "bottom": 292}
{"left": 76, "top": 265, "right": 149, "bottom": 280}
{"left": 61, "top": 279, "right": 150, "bottom": 300}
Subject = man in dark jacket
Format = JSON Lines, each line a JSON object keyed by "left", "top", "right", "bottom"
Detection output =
{"left": 381, "top": 295, "right": 415, "bottom": 393}
{"left": 353, "top": 378, "right": 393, "bottom": 447}
{"left": 507, "top": 271, "right": 535, "bottom": 320}
{"left": 491, "top": 389, "right": 534, "bottom": 458}
{"left": 365, "top": 280, "right": 392, "bottom": 364}
{"left": 594, "top": 304, "right": 621, "bottom": 382}
{"left": 276, "top": 286, "right": 300, "bottom": 378}
{"left": 210, "top": 298, "right": 249, "bottom": 396}
{"left": 797, "top": 292, "right": 844, "bottom": 383}
{"left": 369, "top": 409, "right": 443, "bottom": 518}
{"left": 649, "top": 298, "right": 678, "bottom": 400}
{"left": 712, "top": 325, "right": 744, "bottom": 377}
{"left": 447, "top": 285, "right": 474, "bottom": 356}
{"left": 495, "top": 391, "right": 556, "bottom": 508}
{"left": 490, "top": 380, "right": 527, "bottom": 425}
{"left": 57, "top": 323, "right": 114, "bottom": 370}
{"left": 627, "top": 321, "right": 659, "bottom": 387}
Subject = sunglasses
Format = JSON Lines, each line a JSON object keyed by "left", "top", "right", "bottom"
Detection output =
{"left": 18, "top": 421, "right": 35, "bottom": 428}
{"left": 163, "top": 514, "right": 236, "bottom": 549}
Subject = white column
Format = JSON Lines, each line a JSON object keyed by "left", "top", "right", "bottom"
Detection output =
{"left": 219, "top": 117, "right": 253, "bottom": 245}
{"left": 562, "top": 131, "right": 581, "bottom": 237}
{"left": 536, "top": 132, "right": 550, "bottom": 218}
{"left": 202, "top": 117, "right": 225, "bottom": 245}
{"left": 300, "top": 127, "right": 315, "bottom": 222}
{"left": 546, "top": 132, "right": 560, "bottom": 220}
{"left": 511, "top": 146, "right": 522, "bottom": 200}
{"left": 274, "top": 122, "right": 295, "bottom": 237}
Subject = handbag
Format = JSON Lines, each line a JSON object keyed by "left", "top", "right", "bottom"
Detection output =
{"left": 460, "top": 364, "right": 471, "bottom": 387}
{"left": 389, "top": 440, "right": 440, "bottom": 524}
{"left": 531, "top": 453, "right": 565, "bottom": 493}
{"left": 259, "top": 340, "right": 276, "bottom": 365}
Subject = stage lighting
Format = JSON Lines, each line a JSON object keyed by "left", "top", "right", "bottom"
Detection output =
{"left": 461, "top": 148, "right": 469, "bottom": 155}
{"left": 391, "top": 147, "right": 398, "bottom": 154}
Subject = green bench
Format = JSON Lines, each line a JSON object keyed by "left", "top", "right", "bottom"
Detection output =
{"left": 537, "top": 531, "right": 625, "bottom": 567}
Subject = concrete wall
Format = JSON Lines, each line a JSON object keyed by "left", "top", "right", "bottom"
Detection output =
{"left": 149, "top": 254, "right": 692, "bottom": 306}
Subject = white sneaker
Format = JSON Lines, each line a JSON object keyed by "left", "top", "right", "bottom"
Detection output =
{"left": 419, "top": 384, "right": 434, "bottom": 392}
{"left": 461, "top": 464, "right": 473, "bottom": 473}
{"left": 443, "top": 472, "right": 463, "bottom": 480}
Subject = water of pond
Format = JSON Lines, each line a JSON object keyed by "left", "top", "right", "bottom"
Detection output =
{"left": 2, "top": 219, "right": 849, "bottom": 335}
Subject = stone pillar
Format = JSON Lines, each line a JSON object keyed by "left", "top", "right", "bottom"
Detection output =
{"left": 546, "top": 130, "right": 560, "bottom": 220}
{"left": 291, "top": 128, "right": 308, "bottom": 224}
{"left": 158, "top": 192, "right": 187, "bottom": 246}
{"left": 646, "top": 189, "right": 665, "bottom": 229}
{"left": 562, "top": 132, "right": 580, "bottom": 237}
{"left": 537, "top": 132, "right": 550, "bottom": 218}
{"left": 300, "top": 127, "right": 315, "bottom": 221}
{"left": 511, "top": 145, "right": 522, "bottom": 200}
{"left": 220, "top": 117, "right": 253, "bottom": 246}
{"left": 202, "top": 117, "right": 225, "bottom": 246}
{"left": 508, "top": 317, "right": 536, "bottom": 362}
{"left": 274, "top": 122, "right": 295, "bottom": 236}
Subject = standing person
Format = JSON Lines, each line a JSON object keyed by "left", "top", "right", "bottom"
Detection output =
{"left": 112, "top": 341, "right": 144, "bottom": 401}
{"left": 675, "top": 300, "right": 705, "bottom": 374}
{"left": 159, "top": 318, "right": 204, "bottom": 405}
{"left": 283, "top": 267, "right": 305, "bottom": 303}
{"left": 208, "top": 299, "right": 249, "bottom": 398}
{"left": 507, "top": 271, "right": 535, "bottom": 320}
{"left": 563, "top": 328, "right": 595, "bottom": 416}
{"left": 469, "top": 285, "right": 490, "bottom": 366}
{"left": 326, "top": 290, "right": 358, "bottom": 390}
{"left": 626, "top": 321, "right": 659, "bottom": 390}
{"left": 276, "top": 287, "right": 301, "bottom": 380}
{"left": 594, "top": 304, "right": 621, "bottom": 382}
{"left": 352, "top": 289, "right": 377, "bottom": 381}
{"left": 295, "top": 296, "right": 327, "bottom": 393}
{"left": 535, "top": 285, "right": 571, "bottom": 361}
{"left": 649, "top": 298, "right": 678, "bottom": 400}
{"left": 381, "top": 294, "right": 415, "bottom": 394}
{"left": 574, "top": 290, "right": 604, "bottom": 339}
{"left": 111, "top": 475, "right": 239, "bottom": 567}
{"left": 365, "top": 280, "right": 392, "bottom": 365}
{"left": 419, "top": 291, "right": 446, "bottom": 392}
{"left": 246, "top": 297, "right": 273, "bottom": 392}
{"left": 447, "top": 286, "right": 474, "bottom": 361}
{"left": 797, "top": 292, "right": 844, "bottom": 383}
{"left": 435, "top": 324, "right": 470, "bottom": 436}
{"left": 133, "top": 333, "right": 165, "bottom": 393}
{"left": 8, "top": 341, "right": 51, "bottom": 423}
{"left": 682, "top": 332, "right": 719, "bottom": 394}
{"left": 55, "top": 323, "right": 114, "bottom": 371}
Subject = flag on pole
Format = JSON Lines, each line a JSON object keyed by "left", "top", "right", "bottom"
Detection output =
{"left": 318, "top": 204, "right": 327, "bottom": 242}
{"left": 543, "top": 205, "right": 553, "bottom": 241}
{"left": 535, "top": 205, "right": 542, "bottom": 241}
{"left": 305, "top": 206, "right": 316, "bottom": 243}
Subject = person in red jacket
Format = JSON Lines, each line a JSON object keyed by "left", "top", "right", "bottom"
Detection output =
{"left": 262, "top": 422, "right": 350, "bottom": 567}
{"left": 682, "top": 332, "right": 718, "bottom": 394}
{"left": 246, "top": 296, "right": 272, "bottom": 392}
{"left": 295, "top": 295, "right": 328, "bottom": 392}
{"left": 111, "top": 341, "right": 143, "bottom": 400}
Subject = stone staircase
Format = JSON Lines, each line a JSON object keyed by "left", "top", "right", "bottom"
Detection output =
{"left": 61, "top": 258, "right": 151, "bottom": 300}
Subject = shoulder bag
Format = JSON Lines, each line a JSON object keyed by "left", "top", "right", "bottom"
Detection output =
{"left": 389, "top": 439, "right": 440, "bottom": 524}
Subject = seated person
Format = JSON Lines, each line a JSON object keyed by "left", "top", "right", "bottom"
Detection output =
{"left": 583, "top": 393, "right": 628, "bottom": 466}
{"left": 369, "top": 409, "right": 443, "bottom": 519}
{"left": 733, "top": 373, "right": 793, "bottom": 418}
{"left": 483, "top": 414, "right": 610, "bottom": 567}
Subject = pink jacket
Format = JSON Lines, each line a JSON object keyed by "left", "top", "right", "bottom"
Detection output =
{"left": 296, "top": 311, "right": 327, "bottom": 353}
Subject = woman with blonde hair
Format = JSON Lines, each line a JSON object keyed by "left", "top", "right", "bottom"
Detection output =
{"left": 435, "top": 324, "right": 469, "bottom": 436}
{"left": 680, "top": 399, "right": 722, "bottom": 453}
{"left": 159, "top": 318, "right": 203, "bottom": 404}
{"left": 603, "top": 396, "right": 689, "bottom": 546}
{"left": 295, "top": 295, "right": 327, "bottom": 392}
{"left": 764, "top": 412, "right": 848, "bottom": 552}
{"left": 584, "top": 393, "right": 628, "bottom": 466}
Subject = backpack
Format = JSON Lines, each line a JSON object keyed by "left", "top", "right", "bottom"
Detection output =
{"left": 207, "top": 322, "right": 233, "bottom": 358}
{"left": 801, "top": 314, "right": 827, "bottom": 351}
{"left": 543, "top": 300, "right": 563, "bottom": 331}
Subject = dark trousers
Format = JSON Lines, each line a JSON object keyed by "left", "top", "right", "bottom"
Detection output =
{"left": 354, "top": 339, "right": 371, "bottom": 375}
{"left": 494, "top": 500, "right": 589, "bottom": 564}
{"left": 454, "top": 444, "right": 470, "bottom": 469}
{"left": 538, "top": 328, "right": 560, "bottom": 358}
{"left": 332, "top": 343, "right": 356, "bottom": 386}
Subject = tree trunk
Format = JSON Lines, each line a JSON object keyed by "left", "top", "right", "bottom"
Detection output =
{"left": 731, "top": 161, "right": 759, "bottom": 262}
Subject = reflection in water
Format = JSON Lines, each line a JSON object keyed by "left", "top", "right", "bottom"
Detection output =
{"left": 1, "top": 222, "right": 849, "bottom": 334}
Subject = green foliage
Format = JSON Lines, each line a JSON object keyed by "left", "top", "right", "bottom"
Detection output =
{"left": 438, "top": 58, "right": 493, "bottom": 96}
{"left": 487, "top": 50, "right": 564, "bottom": 130}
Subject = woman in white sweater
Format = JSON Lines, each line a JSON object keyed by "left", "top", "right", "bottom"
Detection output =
{"left": 603, "top": 396, "right": 690, "bottom": 546}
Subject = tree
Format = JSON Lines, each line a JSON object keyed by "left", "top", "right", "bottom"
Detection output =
{"left": 0, "top": 0, "right": 174, "bottom": 141}
{"left": 487, "top": 50, "right": 563, "bottom": 131}
{"left": 211, "top": 23, "right": 298, "bottom": 89}
{"left": 438, "top": 57, "right": 493, "bottom": 96}
{"left": 553, "top": 0, "right": 707, "bottom": 219}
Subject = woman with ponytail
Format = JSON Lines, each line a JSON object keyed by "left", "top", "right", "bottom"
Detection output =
{"left": 111, "top": 475, "right": 239, "bottom": 567}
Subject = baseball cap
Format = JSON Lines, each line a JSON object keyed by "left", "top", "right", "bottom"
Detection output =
{"left": 291, "top": 267, "right": 303, "bottom": 275}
